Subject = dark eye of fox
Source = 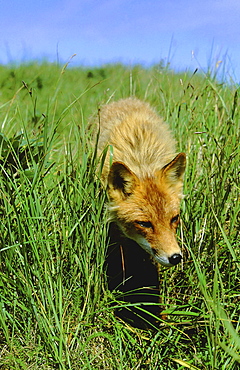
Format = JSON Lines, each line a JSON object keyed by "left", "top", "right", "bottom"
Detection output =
{"left": 135, "top": 221, "right": 153, "bottom": 229}
{"left": 171, "top": 214, "right": 179, "bottom": 225}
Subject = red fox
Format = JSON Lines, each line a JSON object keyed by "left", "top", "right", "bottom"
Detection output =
{"left": 94, "top": 98, "right": 186, "bottom": 267}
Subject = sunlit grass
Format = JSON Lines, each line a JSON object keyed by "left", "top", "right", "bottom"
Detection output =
{"left": 0, "top": 62, "right": 239, "bottom": 369}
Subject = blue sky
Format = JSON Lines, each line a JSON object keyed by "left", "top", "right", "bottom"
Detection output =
{"left": 1, "top": 0, "right": 240, "bottom": 81}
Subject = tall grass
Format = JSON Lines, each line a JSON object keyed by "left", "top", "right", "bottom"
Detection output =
{"left": 0, "top": 62, "right": 239, "bottom": 369}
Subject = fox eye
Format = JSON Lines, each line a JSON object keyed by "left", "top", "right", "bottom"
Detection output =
{"left": 135, "top": 221, "right": 153, "bottom": 229}
{"left": 171, "top": 214, "right": 180, "bottom": 225}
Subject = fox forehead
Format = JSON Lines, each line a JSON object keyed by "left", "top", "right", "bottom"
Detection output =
{"left": 114, "top": 177, "right": 180, "bottom": 223}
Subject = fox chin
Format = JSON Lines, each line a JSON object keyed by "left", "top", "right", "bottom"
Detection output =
{"left": 92, "top": 97, "right": 186, "bottom": 267}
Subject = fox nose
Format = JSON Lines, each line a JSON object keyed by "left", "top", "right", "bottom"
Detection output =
{"left": 169, "top": 253, "right": 182, "bottom": 266}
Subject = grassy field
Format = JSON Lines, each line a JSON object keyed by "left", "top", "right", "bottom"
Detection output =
{"left": 0, "top": 61, "right": 239, "bottom": 369}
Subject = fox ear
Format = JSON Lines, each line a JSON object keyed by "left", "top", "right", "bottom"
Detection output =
{"left": 162, "top": 153, "right": 186, "bottom": 185}
{"left": 108, "top": 162, "right": 138, "bottom": 199}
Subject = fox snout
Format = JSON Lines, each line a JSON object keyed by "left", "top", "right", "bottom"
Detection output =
{"left": 152, "top": 248, "right": 182, "bottom": 267}
{"left": 134, "top": 233, "right": 182, "bottom": 267}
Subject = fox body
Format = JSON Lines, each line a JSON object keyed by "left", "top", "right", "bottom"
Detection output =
{"left": 94, "top": 98, "right": 186, "bottom": 267}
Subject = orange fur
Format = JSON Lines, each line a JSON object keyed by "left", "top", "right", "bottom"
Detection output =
{"left": 93, "top": 98, "right": 186, "bottom": 267}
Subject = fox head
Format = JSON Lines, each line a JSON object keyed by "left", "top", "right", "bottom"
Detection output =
{"left": 107, "top": 153, "right": 186, "bottom": 267}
